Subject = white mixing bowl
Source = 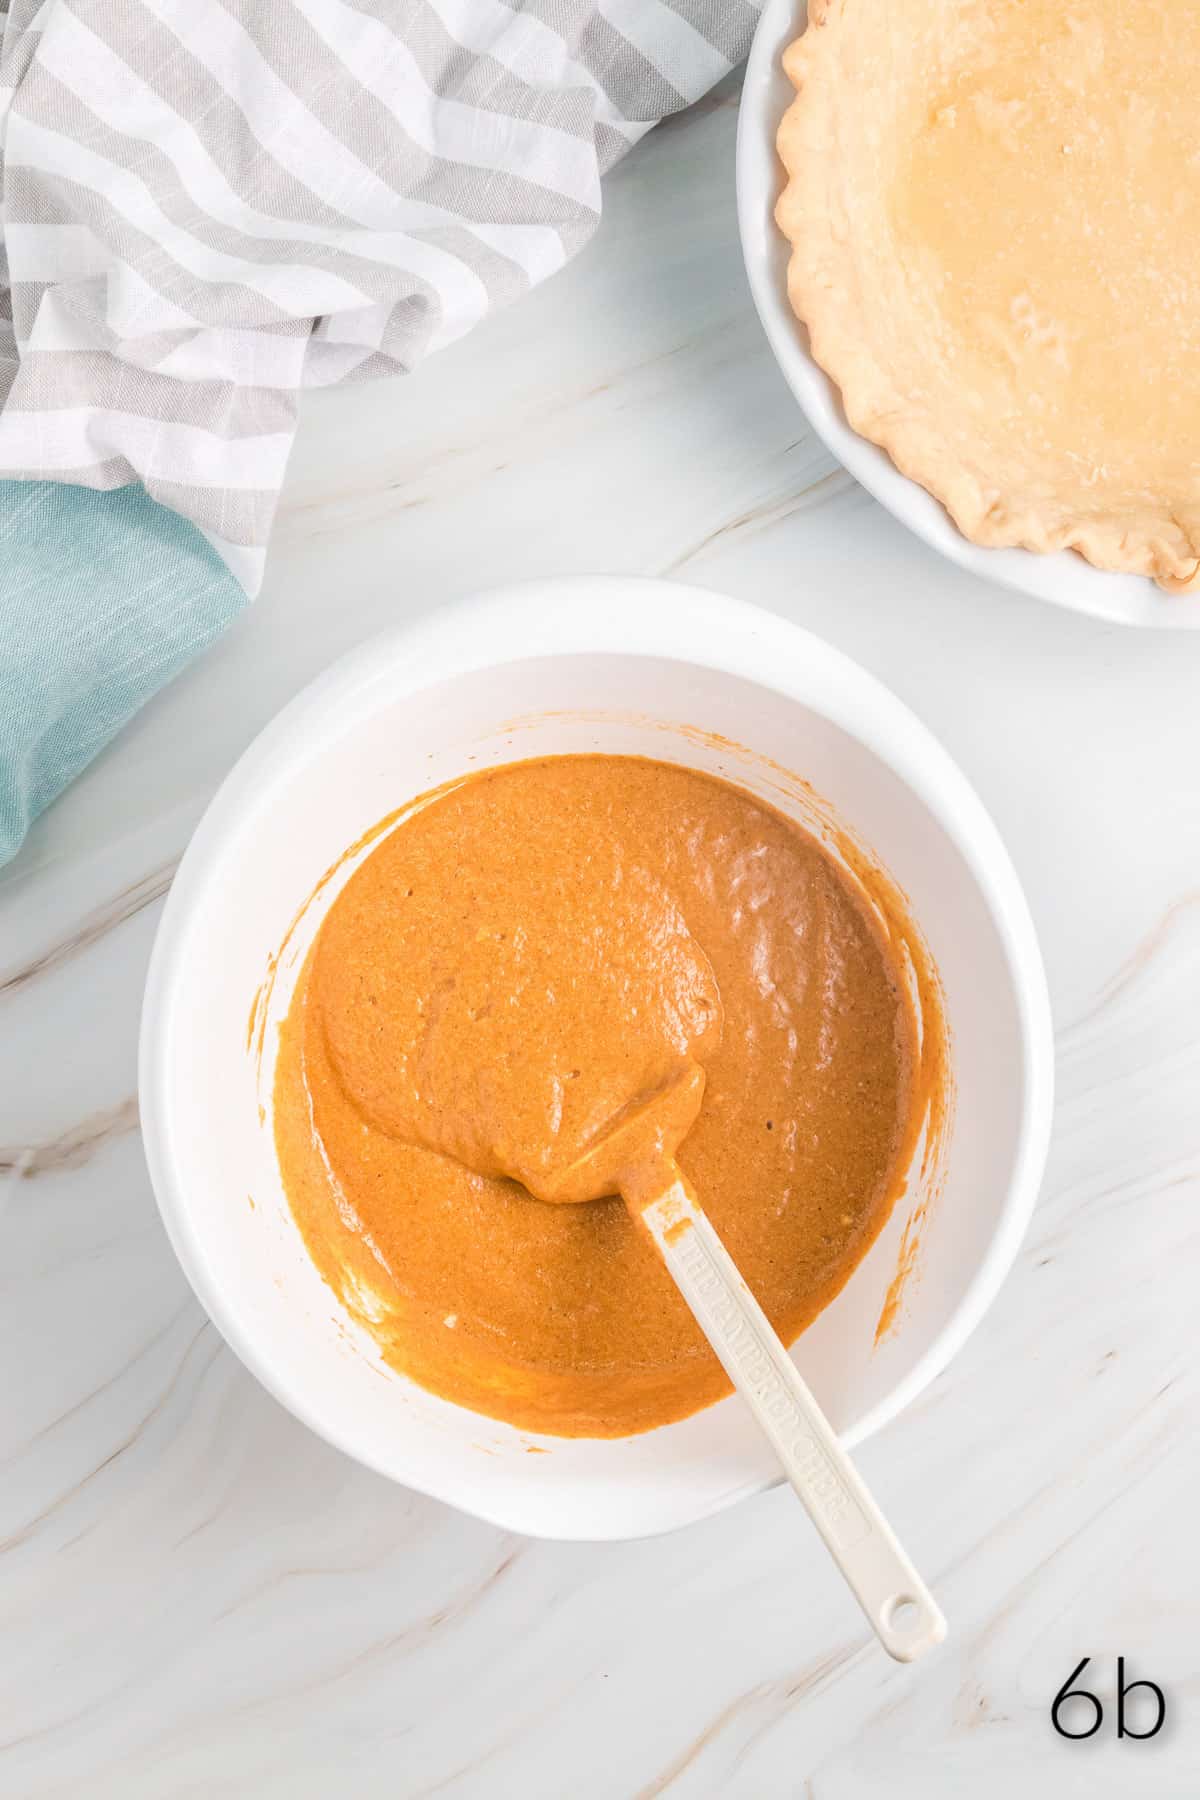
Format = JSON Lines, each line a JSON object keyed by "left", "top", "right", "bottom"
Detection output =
{"left": 139, "top": 578, "right": 1053, "bottom": 1540}
{"left": 737, "top": 0, "right": 1200, "bottom": 630}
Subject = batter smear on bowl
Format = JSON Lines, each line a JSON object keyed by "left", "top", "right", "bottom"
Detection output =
{"left": 274, "top": 755, "right": 943, "bottom": 1436}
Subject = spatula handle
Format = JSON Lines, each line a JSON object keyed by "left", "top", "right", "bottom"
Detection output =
{"left": 641, "top": 1181, "right": 946, "bottom": 1662}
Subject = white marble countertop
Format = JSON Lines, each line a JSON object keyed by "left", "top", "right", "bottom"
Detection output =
{"left": 4, "top": 73, "right": 1200, "bottom": 1799}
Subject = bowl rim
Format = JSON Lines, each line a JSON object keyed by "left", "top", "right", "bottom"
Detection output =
{"left": 139, "top": 575, "right": 1055, "bottom": 1538}
{"left": 735, "top": 0, "right": 1200, "bottom": 632}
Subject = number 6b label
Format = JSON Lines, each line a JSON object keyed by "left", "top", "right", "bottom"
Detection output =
{"left": 1052, "top": 1657, "right": 1167, "bottom": 1740}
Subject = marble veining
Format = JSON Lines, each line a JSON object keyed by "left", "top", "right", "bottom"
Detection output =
{"left": 0, "top": 863, "right": 177, "bottom": 999}
{"left": 3, "top": 70, "right": 1200, "bottom": 1800}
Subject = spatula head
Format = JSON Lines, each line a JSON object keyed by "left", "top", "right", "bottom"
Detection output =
{"left": 532, "top": 1059, "right": 706, "bottom": 1205}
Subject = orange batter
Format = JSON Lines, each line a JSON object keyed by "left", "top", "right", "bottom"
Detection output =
{"left": 274, "top": 755, "right": 937, "bottom": 1437}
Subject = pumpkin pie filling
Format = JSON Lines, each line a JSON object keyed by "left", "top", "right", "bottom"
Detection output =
{"left": 273, "top": 755, "right": 942, "bottom": 1437}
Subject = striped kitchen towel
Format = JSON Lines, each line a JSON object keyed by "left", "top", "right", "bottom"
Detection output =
{"left": 0, "top": 0, "right": 758, "bottom": 864}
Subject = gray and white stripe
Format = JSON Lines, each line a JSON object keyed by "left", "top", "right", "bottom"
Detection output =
{"left": 0, "top": 0, "right": 756, "bottom": 591}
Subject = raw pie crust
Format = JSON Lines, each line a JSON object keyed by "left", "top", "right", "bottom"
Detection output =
{"left": 776, "top": 0, "right": 1200, "bottom": 593}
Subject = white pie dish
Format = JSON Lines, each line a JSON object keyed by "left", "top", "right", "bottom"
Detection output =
{"left": 736, "top": 0, "right": 1200, "bottom": 630}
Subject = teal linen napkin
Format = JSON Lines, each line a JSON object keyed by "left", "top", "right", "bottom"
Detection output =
{"left": 0, "top": 482, "right": 244, "bottom": 866}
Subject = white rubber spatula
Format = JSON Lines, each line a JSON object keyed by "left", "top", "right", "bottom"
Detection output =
{"left": 542, "top": 1068, "right": 947, "bottom": 1663}
{"left": 641, "top": 1172, "right": 945, "bottom": 1661}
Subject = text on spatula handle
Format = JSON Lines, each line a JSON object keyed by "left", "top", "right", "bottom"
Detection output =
{"left": 670, "top": 1225, "right": 870, "bottom": 1552}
